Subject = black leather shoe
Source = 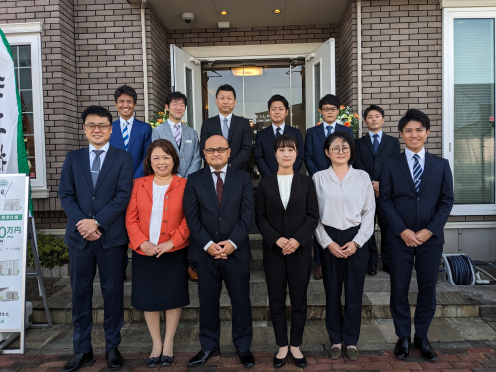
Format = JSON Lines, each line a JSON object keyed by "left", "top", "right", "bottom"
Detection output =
{"left": 188, "top": 349, "right": 220, "bottom": 367}
{"left": 367, "top": 263, "right": 377, "bottom": 276}
{"left": 394, "top": 336, "right": 411, "bottom": 360}
{"left": 273, "top": 354, "right": 286, "bottom": 368}
{"left": 414, "top": 336, "right": 438, "bottom": 362}
{"left": 105, "top": 346, "right": 124, "bottom": 370}
{"left": 237, "top": 350, "right": 255, "bottom": 368}
{"left": 292, "top": 354, "right": 306, "bottom": 368}
{"left": 146, "top": 355, "right": 161, "bottom": 367}
{"left": 62, "top": 351, "right": 94, "bottom": 372}
{"left": 161, "top": 355, "right": 174, "bottom": 366}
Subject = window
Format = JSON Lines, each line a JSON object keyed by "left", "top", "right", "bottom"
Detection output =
{"left": 443, "top": 8, "right": 496, "bottom": 215}
{"left": 314, "top": 62, "right": 321, "bottom": 124}
{"left": 2, "top": 23, "right": 47, "bottom": 198}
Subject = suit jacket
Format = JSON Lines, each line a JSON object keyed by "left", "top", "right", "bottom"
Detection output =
{"left": 379, "top": 151, "right": 454, "bottom": 246}
{"left": 125, "top": 175, "right": 190, "bottom": 255}
{"left": 254, "top": 125, "right": 304, "bottom": 178}
{"left": 109, "top": 118, "right": 152, "bottom": 178}
{"left": 200, "top": 114, "right": 252, "bottom": 171}
{"left": 304, "top": 123, "right": 354, "bottom": 176}
{"left": 354, "top": 132, "right": 401, "bottom": 181}
{"left": 59, "top": 144, "right": 134, "bottom": 249}
{"left": 152, "top": 122, "right": 201, "bottom": 178}
{"left": 255, "top": 172, "right": 319, "bottom": 250}
{"left": 183, "top": 166, "right": 254, "bottom": 264}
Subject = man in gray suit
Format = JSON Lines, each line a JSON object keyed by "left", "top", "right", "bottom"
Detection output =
{"left": 152, "top": 91, "right": 202, "bottom": 281}
{"left": 152, "top": 91, "right": 202, "bottom": 178}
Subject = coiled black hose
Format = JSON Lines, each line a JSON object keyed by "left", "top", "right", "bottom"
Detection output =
{"left": 446, "top": 255, "right": 478, "bottom": 285}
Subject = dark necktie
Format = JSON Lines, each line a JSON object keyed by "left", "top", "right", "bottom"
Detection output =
{"left": 214, "top": 171, "right": 224, "bottom": 206}
{"left": 91, "top": 150, "right": 104, "bottom": 188}
{"left": 326, "top": 125, "right": 332, "bottom": 137}
{"left": 275, "top": 127, "right": 281, "bottom": 138}
{"left": 373, "top": 133, "right": 379, "bottom": 154}
{"left": 413, "top": 154, "right": 423, "bottom": 193}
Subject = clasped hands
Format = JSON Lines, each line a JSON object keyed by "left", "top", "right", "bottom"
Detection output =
{"left": 140, "top": 240, "right": 174, "bottom": 257}
{"left": 327, "top": 241, "right": 357, "bottom": 258}
{"left": 400, "top": 228, "right": 432, "bottom": 247}
{"left": 76, "top": 219, "right": 101, "bottom": 241}
{"left": 207, "top": 240, "right": 236, "bottom": 259}
{"left": 276, "top": 237, "right": 300, "bottom": 255}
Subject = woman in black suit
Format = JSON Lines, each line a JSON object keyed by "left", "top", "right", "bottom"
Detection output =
{"left": 255, "top": 134, "right": 319, "bottom": 368}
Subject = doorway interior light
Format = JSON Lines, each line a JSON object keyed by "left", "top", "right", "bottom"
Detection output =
{"left": 231, "top": 67, "right": 264, "bottom": 77}
{"left": 273, "top": 9, "right": 281, "bottom": 13}
{"left": 220, "top": 11, "right": 228, "bottom": 15}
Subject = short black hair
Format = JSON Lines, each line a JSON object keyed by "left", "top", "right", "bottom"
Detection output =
{"left": 82, "top": 106, "right": 112, "bottom": 125}
{"left": 268, "top": 94, "right": 289, "bottom": 111}
{"left": 274, "top": 133, "right": 297, "bottom": 152}
{"left": 114, "top": 85, "right": 137, "bottom": 104}
{"left": 324, "top": 131, "right": 356, "bottom": 165}
{"left": 364, "top": 104, "right": 384, "bottom": 118}
{"left": 216, "top": 84, "right": 236, "bottom": 99}
{"left": 165, "top": 91, "right": 187, "bottom": 107}
{"left": 398, "top": 108, "right": 430, "bottom": 132}
{"left": 319, "top": 94, "right": 340, "bottom": 110}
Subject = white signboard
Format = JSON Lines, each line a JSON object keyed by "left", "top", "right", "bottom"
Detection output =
{"left": 0, "top": 174, "right": 29, "bottom": 333}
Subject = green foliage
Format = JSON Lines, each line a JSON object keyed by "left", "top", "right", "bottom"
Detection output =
{"left": 27, "top": 231, "right": 69, "bottom": 269}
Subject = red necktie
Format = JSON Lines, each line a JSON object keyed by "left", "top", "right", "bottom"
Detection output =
{"left": 214, "top": 171, "right": 223, "bottom": 206}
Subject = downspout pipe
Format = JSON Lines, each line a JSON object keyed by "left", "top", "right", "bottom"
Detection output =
{"left": 141, "top": 0, "right": 149, "bottom": 122}
{"left": 357, "top": 0, "right": 362, "bottom": 138}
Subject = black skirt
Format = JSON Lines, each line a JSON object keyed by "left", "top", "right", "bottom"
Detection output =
{"left": 131, "top": 248, "right": 190, "bottom": 311}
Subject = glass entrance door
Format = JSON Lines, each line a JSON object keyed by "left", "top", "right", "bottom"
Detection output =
{"left": 201, "top": 61, "right": 305, "bottom": 185}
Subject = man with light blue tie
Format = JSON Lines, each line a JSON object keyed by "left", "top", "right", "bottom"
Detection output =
{"left": 303, "top": 94, "right": 354, "bottom": 279}
{"left": 109, "top": 85, "right": 152, "bottom": 178}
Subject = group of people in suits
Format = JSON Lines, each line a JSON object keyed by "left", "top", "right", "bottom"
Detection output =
{"left": 58, "top": 82, "right": 454, "bottom": 372}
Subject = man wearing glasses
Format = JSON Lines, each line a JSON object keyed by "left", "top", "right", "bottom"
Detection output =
{"left": 59, "top": 106, "right": 134, "bottom": 372}
{"left": 304, "top": 94, "right": 354, "bottom": 280}
{"left": 184, "top": 135, "right": 255, "bottom": 368}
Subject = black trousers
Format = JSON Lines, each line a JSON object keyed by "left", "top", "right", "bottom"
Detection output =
{"left": 263, "top": 247, "right": 312, "bottom": 347}
{"left": 69, "top": 241, "right": 127, "bottom": 353}
{"left": 367, "top": 205, "right": 388, "bottom": 266}
{"left": 320, "top": 225, "right": 368, "bottom": 346}
{"left": 196, "top": 260, "right": 253, "bottom": 351}
{"left": 313, "top": 238, "right": 321, "bottom": 265}
{"left": 389, "top": 242, "right": 443, "bottom": 338}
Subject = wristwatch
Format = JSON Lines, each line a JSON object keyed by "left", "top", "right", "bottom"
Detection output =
{"left": 428, "top": 230, "right": 433, "bottom": 235}
{"left": 95, "top": 220, "right": 101, "bottom": 227}
{"left": 354, "top": 242, "right": 360, "bottom": 249}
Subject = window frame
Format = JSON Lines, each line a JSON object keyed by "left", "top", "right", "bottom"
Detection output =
{"left": 442, "top": 8, "right": 496, "bottom": 215}
{"left": 2, "top": 22, "right": 47, "bottom": 198}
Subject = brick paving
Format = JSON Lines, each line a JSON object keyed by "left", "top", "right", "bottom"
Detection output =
{"left": 0, "top": 348, "right": 494, "bottom": 371}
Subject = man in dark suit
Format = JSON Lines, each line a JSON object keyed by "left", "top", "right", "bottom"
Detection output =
{"left": 354, "top": 105, "right": 400, "bottom": 275}
{"left": 109, "top": 85, "right": 152, "bottom": 178}
{"left": 199, "top": 84, "right": 252, "bottom": 171}
{"left": 254, "top": 94, "right": 304, "bottom": 178}
{"left": 59, "top": 106, "right": 134, "bottom": 372}
{"left": 303, "top": 94, "right": 354, "bottom": 280}
{"left": 184, "top": 135, "right": 255, "bottom": 368}
{"left": 380, "top": 109, "right": 454, "bottom": 362}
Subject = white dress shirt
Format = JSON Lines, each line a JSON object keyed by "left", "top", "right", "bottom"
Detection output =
{"left": 89, "top": 142, "right": 110, "bottom": 170}
{"left": 313, "top": 165, "right": 376, "bottom": 248}
{"left": 272, "top": 123, "right": 285, "bottom": 136}
{"left": 168, "top": 119, "right": 182, "bottom": 136}
{"left": 120, "top": 116, "right": 135, "bottom": 137}
{"left": 203, "top": 164, "right": 237, "bottom": 251}
{"left": 149, "top": 183, "right": 169, "bottom": 245}
{"left": 218, "top": 113, "right": 233, "bottom": 129}
{"left": 405, "top": 147, "right": 425, "bottom": 181}
{"left": 277, "top": 174, "right": 293, "bottom": 209}
{"left": 368, "top": 130, "right": 383, "bottom": 144}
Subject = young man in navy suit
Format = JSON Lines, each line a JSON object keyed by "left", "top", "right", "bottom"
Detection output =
{"left": 380, "top": 109, "right": 454, "bottom": 362}
{"left": 109, "top": 85, "right": 152, "bottom": 178}
{"left": 303, "top": 94, "right": 354, "bottom": 279}
{"left": 59, "top": 106, "right": 134, "bottom": 372}
{"left": 354, "top": 105, "right": 400, "bottom": 275}
{"left": 254, "top": 94, "right": 304, "bottom": 178}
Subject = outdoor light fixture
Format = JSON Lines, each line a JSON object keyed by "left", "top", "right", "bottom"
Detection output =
{"left": 273, "top": 9, "right": 281, "bottom": 13}
{"left": 220, "top": 11, "right": 228, "bottom": 15}
{"left": 231, "top": 67, "right": 264, "bottom": 77}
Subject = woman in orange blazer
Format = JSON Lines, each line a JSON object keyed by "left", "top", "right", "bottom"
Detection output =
{"left": 126, "top": 139, "right": 190, "bottom": 367}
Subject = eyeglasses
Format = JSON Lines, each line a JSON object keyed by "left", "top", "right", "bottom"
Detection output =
{"left": 204, "top": 147, "right": 229, "bottom": 154}
{"left": 321, "top": 107, "right": 339, "bottom": 113}
{"left": 84, "top": 124, "right": 111, "bottom": 131}
{"left": 330, "top": 146, "right": 351, "bottom": 154}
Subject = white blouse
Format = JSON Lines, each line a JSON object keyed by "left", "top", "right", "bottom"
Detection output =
{"left": 149, "top": 183, "right": 169, "bottom": 245}
{"left": 277, "top": 174, "right": 293, "bottom": 209}
{"left": 312, "top": 166, "right": 375, "bottom": 248}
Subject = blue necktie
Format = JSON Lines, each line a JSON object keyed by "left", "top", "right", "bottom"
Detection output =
{"left": 122, "top": 122, "right": 130, "bottom": 151}
{"left": 275, "top": 127, "right": 281, "bottom": 138}
{"left": 373, "top": 133, "right": 379, "bottom": 154}
{"left": 91, "top": 150, "right": 104, "bottom": 188}
{"left": 326, "top": 126, "right": 332, "bottom": 137}
{"left": 413, "top": 154, "right": 423, "bottom": 193}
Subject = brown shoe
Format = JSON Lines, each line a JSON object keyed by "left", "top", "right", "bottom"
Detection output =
{"left": 188, "top": 267, "right": 198, "bottom": 282}
{"left": 314, "top": 265, "right": 323, "bottom": 280}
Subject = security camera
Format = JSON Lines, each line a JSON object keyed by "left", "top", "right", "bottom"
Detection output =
{"left": 182, "top": 12, "right": 194, "bottom": 24}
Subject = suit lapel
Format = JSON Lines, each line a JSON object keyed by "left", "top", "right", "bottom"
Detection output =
{"left": 127, "top": 120, "right": 139, "bottom": 151}
{"left": 267, "top": 125, "right": 277, "bottom": 145}
{"left": 214, "top": 115, "right": 223, "bottom": 136}
{"left": 317, "top": 124, "right": 327, "bottom": 148}
{"left": 228, "top": 115, "right": 236, "bottom": 142}
{"left": 219, "top": 166, "right": 237, "bottom": 214}
{"left": 285, "top": 172, "right": 299, "bottom": 212}
{"left": 417, "top": 152, "right": 434, "bottom": 195}
{"left": 77, "top": 148, "right": 94, "bottom": 191}
{"left": 161, "top": 122, "right": 180, "bottom": 154}
{"left": 396, "top": 151, "right": 417, "bottom": 194}
{"left": 112, "top": 121, "right": 125, "bottom": 148}
{"left": 200, "top": 167, "right": 220, "bottom": 211}
{"left": 375, "top": 133, "right": 389, "bottom": 157}
{"left": 269, "top": 174, "right": 285, "bottom": 211}
{"left": 363, "top": 133, "right": 375, "bottom": 157}
{"left": 94, "top": 145, "right": 118, "bottom": 193}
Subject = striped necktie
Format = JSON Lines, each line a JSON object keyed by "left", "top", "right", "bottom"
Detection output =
{"left": 91, "top": 150, "right": 104, "bottom": 188}
{"left": 222, "top": 117, "right": 229, "bottom": 139}
{"left": 174, "top": 123, "right": 181, "bottom": 149}
{"left": 275, "top": 127, "right": 281, "bottom": 138}
{"left": 326, "top": 125, "right": 332, "bottom": 137}
{"left": 413, "top": 154, "right": 423, "bottom": 193}
{"left": 122, "top": 122, "right": 130, "bottom": 151}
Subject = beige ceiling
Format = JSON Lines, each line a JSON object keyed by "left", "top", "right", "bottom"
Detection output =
{"left": 145, "top": 0, "right": 350, "bottom": 29}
